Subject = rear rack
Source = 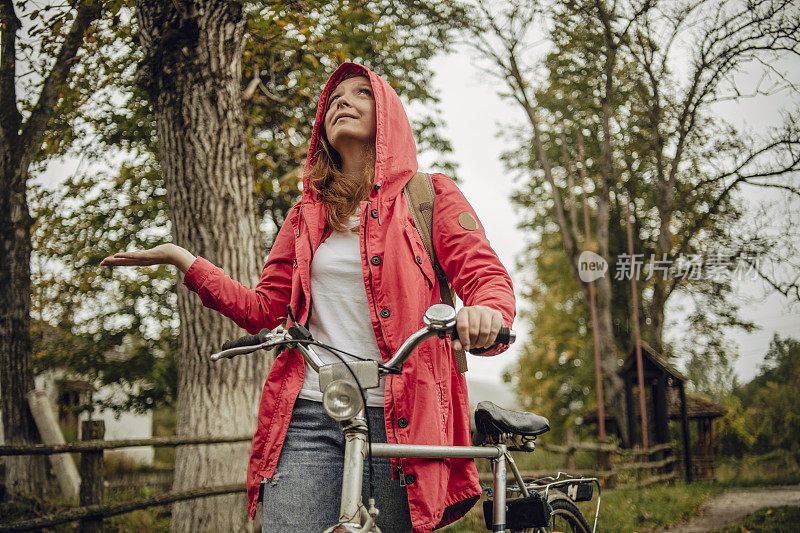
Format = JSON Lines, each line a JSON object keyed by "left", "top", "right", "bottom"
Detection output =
{"left": 507, "top": 472, "right": 601, "bottom": 533}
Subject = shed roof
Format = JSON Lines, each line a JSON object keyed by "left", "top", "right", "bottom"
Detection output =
{"left": 619, "top": 341, "right": 687, "bottom": 382}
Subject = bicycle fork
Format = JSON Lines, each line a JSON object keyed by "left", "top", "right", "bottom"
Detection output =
{"left": 326, "top": 410, "right": 380, "bottom": 533}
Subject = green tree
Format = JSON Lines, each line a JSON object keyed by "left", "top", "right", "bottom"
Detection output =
{"left": 716, "top": 335, "right": 800, "bottom": 455}
{"left": 741, "top": 335, "right": 800, "bottom": 451}
{"left": 31, "top": 165, "right": 178, "bottom": 413}
{"left": 31, "top": 0, "right": 466, "bottom": 416}
{"left": 469, "top": 0, "right": 798, "bottom": 443}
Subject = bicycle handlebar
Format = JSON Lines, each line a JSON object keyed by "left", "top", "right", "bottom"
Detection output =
{"left": 210, "top": 305, "right": 515, "bottom": 373}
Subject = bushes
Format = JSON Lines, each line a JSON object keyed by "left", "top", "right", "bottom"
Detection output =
{"left": 715, "top": 335, "right": 800, "bottom": 457}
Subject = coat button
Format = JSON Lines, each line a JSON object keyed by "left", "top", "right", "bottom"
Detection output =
{"left": 397, "top": 417, "right": 408, "bottom": 428}
{"left": 371, "top": 256, "right": 381, "bottom": 265}
{"left": 380, "top": 308, "right": 390, "bottom": 318}
{"left": 415, "top": 255, "right": 422, "bottom": 264}
{"left": 374, "top": 183, "right": 382, "bottom": 192}
{"left": 371, "top": 208, "right": 379, "bottom": 218}
{"left": 405, "top": 473, "right": 416, "bottom": 485}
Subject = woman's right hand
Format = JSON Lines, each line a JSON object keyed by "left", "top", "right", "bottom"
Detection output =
{"left": 100, "top": 243, "right": 197, "bottom": 273}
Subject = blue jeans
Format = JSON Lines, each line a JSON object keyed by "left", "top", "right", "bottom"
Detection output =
{"left": 260, "top": 399, "right": 413, "bottom": 532}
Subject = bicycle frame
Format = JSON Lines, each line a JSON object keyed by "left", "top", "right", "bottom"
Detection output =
{"left": 331, "top": 409, "right": 601, "bottom": 533}
{"left": 211, "top": 304, "right": 597, "bottom": 532}
{"left": 332, "top": 407, "right": 515, "bottom": 533}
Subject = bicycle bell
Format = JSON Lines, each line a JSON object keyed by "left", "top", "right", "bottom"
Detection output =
{"left": 423, "top": 304, "right": 457, "bottom": 332}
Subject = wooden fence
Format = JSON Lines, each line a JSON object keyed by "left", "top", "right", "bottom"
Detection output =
{"left": 2, "top": 425, "right": 678, "bottom": 531}
{"left": 0, "top": 420, "right": 251, "bottom": 532}
{"left": 478, "top": 440, "right": 678, "bottom": 488}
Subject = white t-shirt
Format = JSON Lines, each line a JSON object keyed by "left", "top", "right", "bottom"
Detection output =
{"left": 298, "top": 215, "right": 386, "bottom": 407}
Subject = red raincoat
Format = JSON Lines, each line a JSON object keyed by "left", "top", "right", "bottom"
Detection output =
{"left": 183, "top": 63, "right": 515, "bottom": 532}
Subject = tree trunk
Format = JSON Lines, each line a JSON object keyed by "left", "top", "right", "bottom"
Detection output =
{"left": 1, "top": 0, "right": 104, "bottom": 499}
{"left": 135, "top": 2, "right": 266, "bottom": 530}
{"left": 648, "top": 272, "right": 667, "bottom": 353}
{"left": 594, "top": 191, "right": 628, "bottom": 446}
{"left": 0, "top": 0, "right": 45, "bottom": 502}
{"left": 0, "top": 164, "right": 48, "bottom": 499}
{"left": 594, "top": 21, "right": 629, "bottom": 445}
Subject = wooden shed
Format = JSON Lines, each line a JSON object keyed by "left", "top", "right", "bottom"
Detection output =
{"left": 583, "top": 343, "right": 727, "bottom": 481}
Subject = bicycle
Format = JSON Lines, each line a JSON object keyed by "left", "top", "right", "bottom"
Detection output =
{"left": 211, "top": 303, "right": 600, "bottom": 532}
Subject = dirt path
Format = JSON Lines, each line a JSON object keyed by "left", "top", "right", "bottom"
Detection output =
{"left": 649, "top": 484, "right": 800, "bottom": 532}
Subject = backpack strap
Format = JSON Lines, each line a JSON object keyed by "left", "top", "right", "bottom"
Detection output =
{"left": 404, "top": 172, "right": 468, "bottom": 373}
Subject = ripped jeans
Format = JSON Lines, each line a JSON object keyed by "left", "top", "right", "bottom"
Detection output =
{"left": 260, "top": 398, "right": 413, "bottom": 533}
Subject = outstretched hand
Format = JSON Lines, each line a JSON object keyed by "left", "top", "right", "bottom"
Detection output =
{"left": 100, "top": 243, "right": 196, "bottom": 273}
{"left": 452, "top": 305, "right": 504, "bottom": 353}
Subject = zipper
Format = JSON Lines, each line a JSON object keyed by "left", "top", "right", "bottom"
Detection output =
{"left": 299, "top": 205, "right": 314, "bottom": 254}
{"left": 298, "top": 205, "right": 315, "bottom": 326}
{"left": 397, "top": 460, "right": 406, "bottom": 486}
{"left": 374, "top": 182, "right": 382, "bottom": 225}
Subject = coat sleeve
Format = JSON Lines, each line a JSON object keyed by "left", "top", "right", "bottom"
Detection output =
{"left": 431, "top": 173, "right": 516, "bottom": 356}
{"left": 182, "top": 208, "right": 297, "bottom": 334}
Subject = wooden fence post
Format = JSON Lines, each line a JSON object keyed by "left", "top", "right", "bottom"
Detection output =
{"left": 80, "top": 420, "right": 105, "bottom": 533}
{"left": 598, "top": 441, "right": 610, "bottom": 476}
{"left": 565, "top": 428, "right": 577, "bottom": 471}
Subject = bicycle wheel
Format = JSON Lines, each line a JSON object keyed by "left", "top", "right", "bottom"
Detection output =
{"left": 512, "top": 495, "right": 591, "bottom": 533}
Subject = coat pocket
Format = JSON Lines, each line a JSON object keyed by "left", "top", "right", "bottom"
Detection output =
{"left": 403, "top": 223, "right": 436, "bottom": 288}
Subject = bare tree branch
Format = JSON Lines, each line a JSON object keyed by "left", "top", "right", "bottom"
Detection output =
{"left": 560, "top": 129, "right": 579, "bottom": 232}
{"left": 17, "top": 0, "right": 103, "bottom": 176}
{"left": 742, "top": 179, "right": 800, "bottom": 198}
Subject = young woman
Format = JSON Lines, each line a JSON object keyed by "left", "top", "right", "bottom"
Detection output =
{"left": 101, "top": 63, "right": 515, "bottom": 532}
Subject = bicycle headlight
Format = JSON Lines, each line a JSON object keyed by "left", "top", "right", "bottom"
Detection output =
{"left": 322, "top": 379, "right": 364, "bottom": 422}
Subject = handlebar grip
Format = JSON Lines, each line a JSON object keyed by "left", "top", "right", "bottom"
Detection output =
{"left": 452, "top": 327, "right": 515, "bottom": 354}
{"left": 495, "top": 327, "right": 513, "bottom": 346}
{"left": 221, "top": 330, "right": 270, "bottom": 351}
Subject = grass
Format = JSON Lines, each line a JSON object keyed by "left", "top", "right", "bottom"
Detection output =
{"left": 583, "top": 481, "right": 724, "bottom": 533}
{"left": 104, "top": 507, "right": 171, "bottom": 532}
{"left": 715, "top": 449, "right": 800, "bottom": 487}
{"left": 441, "top": 481, "right": 725, "bottom": 533}
{"left": 0, "top": 495, "right": 73, "bottom": 532}
{"left": 0, "top": 481, "right": 172, "bottom": 532}
{"left": 713, "top": 506, "right": 800, "bottom": 533}
{"left": 444, "top": 449, "right": 800, "bottom": 532}
{"left": 152, "top": 405, "right": 177, "bottom": 467}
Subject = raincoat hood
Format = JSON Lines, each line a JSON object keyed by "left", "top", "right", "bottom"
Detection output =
{"left": 302, "top": 63, "right": 419, "bottom": 202}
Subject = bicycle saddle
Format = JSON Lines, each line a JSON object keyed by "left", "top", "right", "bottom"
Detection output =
{"left": 474, "top": 401, "right": 550, "bottom": 441}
